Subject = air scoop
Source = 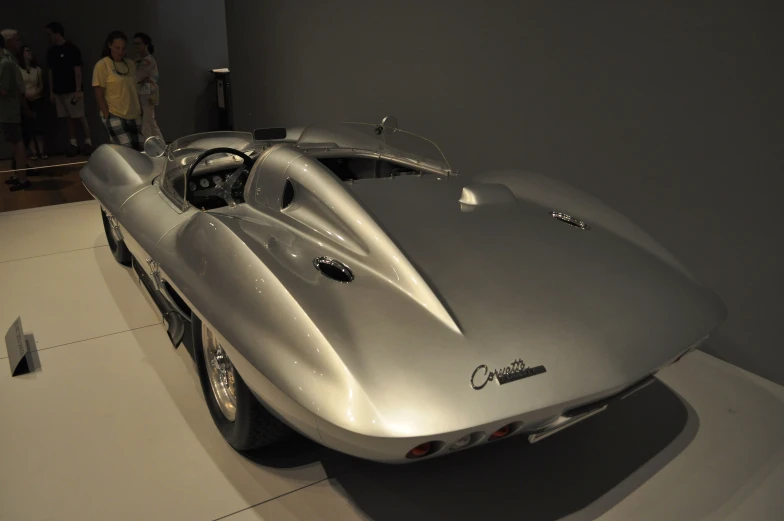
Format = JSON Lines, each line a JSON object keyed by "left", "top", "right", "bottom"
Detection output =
{"left": 458, "top": 183, "right": 516, "bottom": 207}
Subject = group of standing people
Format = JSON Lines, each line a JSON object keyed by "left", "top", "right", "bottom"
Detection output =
{"left": 0, "top": 23, "right": 162, "bottom": 191}
{"left": 94, "top": 30, "right": 162, "bottom": 152}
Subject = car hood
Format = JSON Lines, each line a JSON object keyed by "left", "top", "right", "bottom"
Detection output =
{"left": 349, "top": 174, "right": 724, "bottom": 352}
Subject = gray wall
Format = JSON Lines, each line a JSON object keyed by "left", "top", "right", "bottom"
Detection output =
{"left": 225, "top": 1, "right": 784, "bottom": 384}
{"left": 1, "top": 0, "right": 228, "bottom": 157}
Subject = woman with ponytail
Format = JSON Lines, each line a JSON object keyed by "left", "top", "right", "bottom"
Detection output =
{"left": 133, "top": 32, "right": 162, "bottom": 140}
{"left": 19, "top": 46, "right": 48, "bottom": 159}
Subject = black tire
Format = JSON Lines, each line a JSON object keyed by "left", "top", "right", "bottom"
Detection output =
{"left": 192, "top": 314, "right": 291, "bottom": 450}
{"left": 101, "top": 207, "right": 132, "bottom": 266}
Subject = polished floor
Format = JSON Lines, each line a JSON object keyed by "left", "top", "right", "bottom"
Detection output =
{"left": 1, "top": 201, "right": 782, "bottom": 521}
{"left": 0, "top": 155, "right": 93, "bottom": 213}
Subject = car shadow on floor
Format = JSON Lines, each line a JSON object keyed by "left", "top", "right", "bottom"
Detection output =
{"left": 155, "top": 292, "right": 698, "bottom": 520}
{"left": 320, "top": 379, "right": 697, "bottom": 521}
{"left": 239, "top": 372, "right": 697, "bottom": 521}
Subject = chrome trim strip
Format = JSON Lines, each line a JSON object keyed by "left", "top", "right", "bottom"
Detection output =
{"left": 619, "top": 374, "right": 656, "bottom": 400}
{"left": 528, "top": 404, "right": 608, "bottom": 444}
{"left": 119, "top": 185, "right": 152, "bottom": 210}
{"left": 153, "top": 219, "right": 189, "bottom": 252}
{"left": 550, "top": 211, "right": 590, "bottom": 230}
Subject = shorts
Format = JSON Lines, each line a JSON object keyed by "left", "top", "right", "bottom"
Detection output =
{"left": 1, "top": 122, "right": 22, "bottom": 144}
{"left": 54, "top": 92, "right": 85, "bottom": 118}
{"left": 102, "top": 113, "right": 143, "bottom": 151}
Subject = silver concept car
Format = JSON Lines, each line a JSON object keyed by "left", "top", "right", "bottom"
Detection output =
{"left": 80, "top": 117, "right": 727, "bottom": 463}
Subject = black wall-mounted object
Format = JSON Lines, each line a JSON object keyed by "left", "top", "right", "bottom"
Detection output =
{"left": 212, "top": 69, "right": 233, "bottom": 131}
{"left": 253, "top": 127, "right": 287, "bottom": 141}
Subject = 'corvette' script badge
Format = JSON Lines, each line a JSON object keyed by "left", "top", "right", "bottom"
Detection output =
{"left": 471, "top": 359, "right": 546, "bottom": 390}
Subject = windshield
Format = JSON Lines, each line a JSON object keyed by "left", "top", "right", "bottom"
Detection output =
{"left": 161, "top": 131, "right": 260, "bottom": 209}
{"left": 295, "top": 122, "right": 453, "bottom": 175}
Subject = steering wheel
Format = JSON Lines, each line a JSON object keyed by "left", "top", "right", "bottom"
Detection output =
{"left": 185, "top": 147, "right": 255, "bottom": 207}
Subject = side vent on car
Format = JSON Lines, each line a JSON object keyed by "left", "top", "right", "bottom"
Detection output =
{"left": 281, "top": 179, "right": 295, "bottom": 210}
{"left": 313, "top": 256, "right": 354, "bottom": 283}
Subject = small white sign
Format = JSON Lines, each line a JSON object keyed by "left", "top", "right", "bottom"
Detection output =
{"left": 5, "top": 317, "right": 30, "bottom": 376}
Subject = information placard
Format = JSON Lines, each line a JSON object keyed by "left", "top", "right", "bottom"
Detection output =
{"left": 5, "top": 317, "right": 30, "bottom": 376}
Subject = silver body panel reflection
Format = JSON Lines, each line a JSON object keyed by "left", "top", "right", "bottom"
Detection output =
{"left": 80, "top": 122, "right": 726, "bottom": 463}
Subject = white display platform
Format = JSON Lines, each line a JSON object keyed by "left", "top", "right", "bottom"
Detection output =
{"left": 1, "top": 201, "right": 782, "bottom": 521}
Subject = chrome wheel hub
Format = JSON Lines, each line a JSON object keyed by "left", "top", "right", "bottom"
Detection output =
{"left": 202, "top": 323, "right": 237, "bottom": 421}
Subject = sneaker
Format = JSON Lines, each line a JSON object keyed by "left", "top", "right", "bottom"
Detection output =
{"left": 40, "top": 153, "right": 49, "bottom": 159}
{"left": 4, "top": 165, "right": 37, "bottom": 183}
{"left": 82, "top": 143, "right": 94, "bottom": 156}
{"left": 9, "top": 179, "right": 32, "bottom": 191}
{"left": 66, "top": 144, "right": 79, "bottom": 157}
{"left": 29, "top": 152, "right": 39, "bottom": 160}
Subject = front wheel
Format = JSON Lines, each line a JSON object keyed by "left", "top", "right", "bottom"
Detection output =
{"left": 192, "top": 314, "right": 291, "bottom": 450}
{"left": 101, "top": 207, "right": 132, "bottom": 266}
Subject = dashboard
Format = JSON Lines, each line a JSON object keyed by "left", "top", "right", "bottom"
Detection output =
{"left": 183, "top": 165, "right": 250, "bottom": 210}
{"left": 188, "top": 172, "right": 233, "bottom": 194}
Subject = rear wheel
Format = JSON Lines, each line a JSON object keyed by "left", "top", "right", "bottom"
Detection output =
{"left": 192, "top": 314, "right": 291, "bottom": 450}
{"left": 101, "top": 207, "right": 132, "bottom": 266}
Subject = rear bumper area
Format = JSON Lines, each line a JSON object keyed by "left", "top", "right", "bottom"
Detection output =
{"left": 315, "top": 373, "right": 658, "bottom": 463}
{"left": 527, "top": 374, "right": 656, "bottom": 444}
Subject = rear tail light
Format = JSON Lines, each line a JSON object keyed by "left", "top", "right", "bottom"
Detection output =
{"left": 406, "top": 442, "right": 435, "bottom": 459}
{"left": 489, "top": 424, "right": 511, "bottom": 440}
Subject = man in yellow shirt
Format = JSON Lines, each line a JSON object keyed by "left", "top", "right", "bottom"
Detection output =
{"left": 92, "top": 31, "right": 142, "bottom": 150}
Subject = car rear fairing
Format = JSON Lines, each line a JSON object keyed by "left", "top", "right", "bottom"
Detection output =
{"left": 79, "top": 119, "right": 727, "bottom": 463}
{"left": 194, "top": 144, "right": 726, "bottom": 440}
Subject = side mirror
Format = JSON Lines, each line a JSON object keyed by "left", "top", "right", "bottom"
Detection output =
{"left": 143, "top": 135, "right": 167, "bottom": 157}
